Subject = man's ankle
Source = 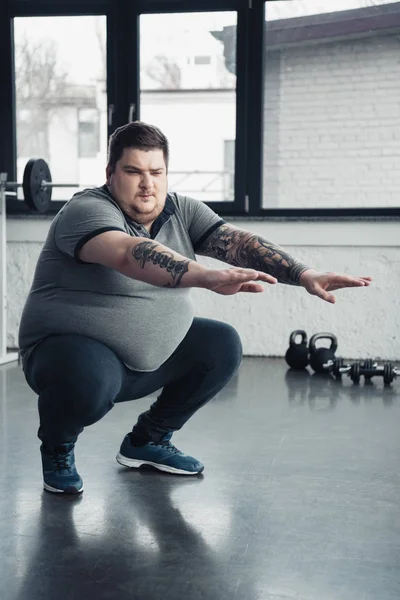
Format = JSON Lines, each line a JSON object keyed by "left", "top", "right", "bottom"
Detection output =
{"left": 41, "top": 442, "right": 75, "bottom": 454}
{"left": 129, "top": 432, "right": 150, "bottom": 447}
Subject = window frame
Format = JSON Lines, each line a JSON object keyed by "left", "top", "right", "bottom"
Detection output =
{"left": 132, "top": 0, "right": 250, "bottom": 215}
{"left": 256, "top": 0, "right": 400, "bottom": 218}
{"left": 1, "top": 0, "right": 399, "bottom": 217}
{"left": 3, "top": 1, "right": 110, "bottom": 215}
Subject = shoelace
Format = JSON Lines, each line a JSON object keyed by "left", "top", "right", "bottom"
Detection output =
{"left": 52, "top": 453, "right": 72, "bottom": 472}
{"left": 151, "top": 440, "right": 180, "bottom": 454}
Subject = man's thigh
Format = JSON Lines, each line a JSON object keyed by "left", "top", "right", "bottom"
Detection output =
{"left": 116, "top": 317, "right": 242, "bottom": 402}
{"left": 25, "top": 334, "right": 125, "bottom": 396}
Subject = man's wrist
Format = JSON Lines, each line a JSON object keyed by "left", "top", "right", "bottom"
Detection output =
{"left": 187, "top": 262, "right": 209, "bottom": 288}
{"left": 298, "top": 268, "right": 317, "bottom": 286}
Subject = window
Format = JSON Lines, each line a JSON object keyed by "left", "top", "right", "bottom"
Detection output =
{"left": 5, "top": 2, "right": 398, "bottom": 216}
{"left": 194, "top": 56, "right": 212, "bottom": 65}
{"left": 263, "top": 0, "right": 400, "bottom": 209}
{"left": 78, "top": 108, "right": 100, "bottom": 158}
{"left": 14, "top": 15, "right": 107, "bottom": 200}
{"left": 139, "top": 11, "right": 237, "bottom": 202}
{"left": 17, "top": 108, "right": 48, "bottom": 159}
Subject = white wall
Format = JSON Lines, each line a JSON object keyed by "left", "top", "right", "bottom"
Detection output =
{"left": 5, "top": 218, "right": 400, "bottom": 361}
{"left": 264, "top": 34, "right": 400, "bottom": 209}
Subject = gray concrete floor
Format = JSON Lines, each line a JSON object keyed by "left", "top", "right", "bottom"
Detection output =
{"left": 1, "top": 357, "right": 400, "bottom": 600}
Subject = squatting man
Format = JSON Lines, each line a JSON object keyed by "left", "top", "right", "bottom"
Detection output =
{"left": 18, "top": 121, "right": 372, "bottom": 494}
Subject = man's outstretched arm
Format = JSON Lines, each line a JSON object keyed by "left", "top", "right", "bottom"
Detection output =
{"left": 196, "top": 223, "right": 309, "bottom": 285}
{"left": 196, "top": 224, "right": 372, "bottom": 303}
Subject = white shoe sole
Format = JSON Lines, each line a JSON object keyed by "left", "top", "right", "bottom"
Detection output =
{"left": 116, "top": 452, "right": 203, "bottom": 475}
{"left": 43, "top": 482, "right": 84, "bottom": 494}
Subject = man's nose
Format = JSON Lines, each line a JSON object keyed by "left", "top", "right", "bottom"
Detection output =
{"left": 140, "top": 173, "right": 152, "bottom": 188}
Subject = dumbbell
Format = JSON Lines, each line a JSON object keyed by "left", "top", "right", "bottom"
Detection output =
{"left": 349, "top": 360, "right": 400, "bottom": 385}
{"left": 285, "top": 330, "right": 309, "bottom": 369}
{"left": 318, "top": 357, "right": 352, "bottom": 380}
{"left": 309, "top": 333, "right": 339, "bottom": 374}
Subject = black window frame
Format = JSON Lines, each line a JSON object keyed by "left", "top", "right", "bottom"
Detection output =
{"left": 2, "top": 0, "right": 111, "bottom": 215}
{"left": 1, "top": 0, "right": 399, "bottom": 218}
{"left": 132, "top": 0, "right": 249, "bottom": 216}
{"left": 257, "top": 0, "right": 400, "bottom": 218}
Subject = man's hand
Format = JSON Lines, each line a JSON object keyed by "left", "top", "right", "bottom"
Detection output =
{"left": 203, "top": 268, "right": 277, "bottom": 296}
{"left": 299, "top": 269, "right": 372, "bottom": 304}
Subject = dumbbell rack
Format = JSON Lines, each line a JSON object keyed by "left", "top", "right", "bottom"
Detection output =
{"left": 0, "top": 173, "right": 19, "bottom": 365}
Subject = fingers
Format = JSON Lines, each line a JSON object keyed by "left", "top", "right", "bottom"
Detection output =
{"left": 255, "top": 272, "right": 278, "bottom": 284}
{"left": 335, "top": 280, "right": 366, "bottom": 290}
{"left": 326, "top": 275, "right": 373, "bottom": 291}
{"left": 337, "top": 276, "right": 366, "bottom": 287}
{"left": 313, "top": 272, "right": 372, "bottom": 301}
{"left": 239, "top": 283, "right": 265, "bottom": 293}
{"left": 352, "top": 277, "right": 372, "bottom": 286}
{"left": 229, "top": 268, "right": 277, "bottom": 285}
{"left": 316, "top": 289, "right": 336, "bottom": 304}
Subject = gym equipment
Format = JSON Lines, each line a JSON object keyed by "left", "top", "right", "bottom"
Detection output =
{"left": 317, "top": 357, "right": 352, "bottom": 380}
{"left": 285, "top": 330, "right": 309, "bottom": 369}
{"left": 349, "top": 360, "right": 400, "bottom": 385}
{"left": 0, "top": 158, "right": 79, "bottom": 364}
{"left": 309, "top": 332, "right": 338, "bottom": 374}
{"left": 2, "top": 158, "right": 79, "bottom": 213}
{"left": 23, "top": 159, "right": 52, "bottom": 213}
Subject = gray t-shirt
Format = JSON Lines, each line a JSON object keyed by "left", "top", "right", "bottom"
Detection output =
{"left": 18, "top": 186, "right": 224, "bottom": 372}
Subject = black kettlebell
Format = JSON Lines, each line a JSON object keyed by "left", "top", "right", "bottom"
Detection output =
{"left": 309, "top": 333, "right": 338, "bottom": 373}
{"left": 285, "top": 330, "right": 309, "bottom": 369}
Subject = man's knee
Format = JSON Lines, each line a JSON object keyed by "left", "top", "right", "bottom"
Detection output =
{"left": 30, "top": 335, "right": 124, "bottom": 422}
{"left": 199, "top": 320, "right": 243, "bottom": 371}
{"left": 38, "top": 371, "right": 117, "bottom": 423}
{"left": 218, "top": 322, "right": 243, "bottom": 369}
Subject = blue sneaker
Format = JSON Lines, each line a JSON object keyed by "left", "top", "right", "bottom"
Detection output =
{"left": 41, "top": 443, "right": 84, "bottom": 494}
{"left": 116, "top": 433, "right": 204, "bottom": 475}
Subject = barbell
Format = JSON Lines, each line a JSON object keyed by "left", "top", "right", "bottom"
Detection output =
{"left": 1, "top": 158, "right": 79, "bottom": 213}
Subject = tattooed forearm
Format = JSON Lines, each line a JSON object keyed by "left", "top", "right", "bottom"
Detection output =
{"left": 132, "top": 241, "right": 190, "bottom": 288}
{"left": 198, "top": 225, "right": 310, "bottom": 285}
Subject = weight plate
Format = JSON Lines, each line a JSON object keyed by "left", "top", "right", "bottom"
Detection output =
{"left": 383, "top": 362, "right": 394, "bottom": 385}
{"left": 23, "top": 158, "right": 52, "bottom": 213}
{"left": 350, "top": 362, "right": 360, "bottom": 384}
{"left": 333, "top": 357, "right": 344, "bottom": 379}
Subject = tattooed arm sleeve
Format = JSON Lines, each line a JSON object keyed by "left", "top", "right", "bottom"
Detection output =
{"left": 132, "top": 241, "right": 190, "bottom": 288}
{"left": 196, "top": 224, "right": 310, "bottom": 286}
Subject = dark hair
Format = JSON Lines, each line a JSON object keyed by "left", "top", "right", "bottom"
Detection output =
{"left": 107, "top": 121, "right": 169, "bottom": 172}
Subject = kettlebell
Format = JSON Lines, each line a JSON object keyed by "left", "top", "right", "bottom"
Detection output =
{"left": 285, "top": 330, "right": 309, "bottom": 369}
{"left": 309, "top": 333, "right": 338, "bottom": 373}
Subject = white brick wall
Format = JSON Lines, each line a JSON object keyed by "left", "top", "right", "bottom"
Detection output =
{"left": 5, "top": 220, "right": 400, "bottom": 361}
{"left": 263, "top": 34, "right": 400, "bottom": 208}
